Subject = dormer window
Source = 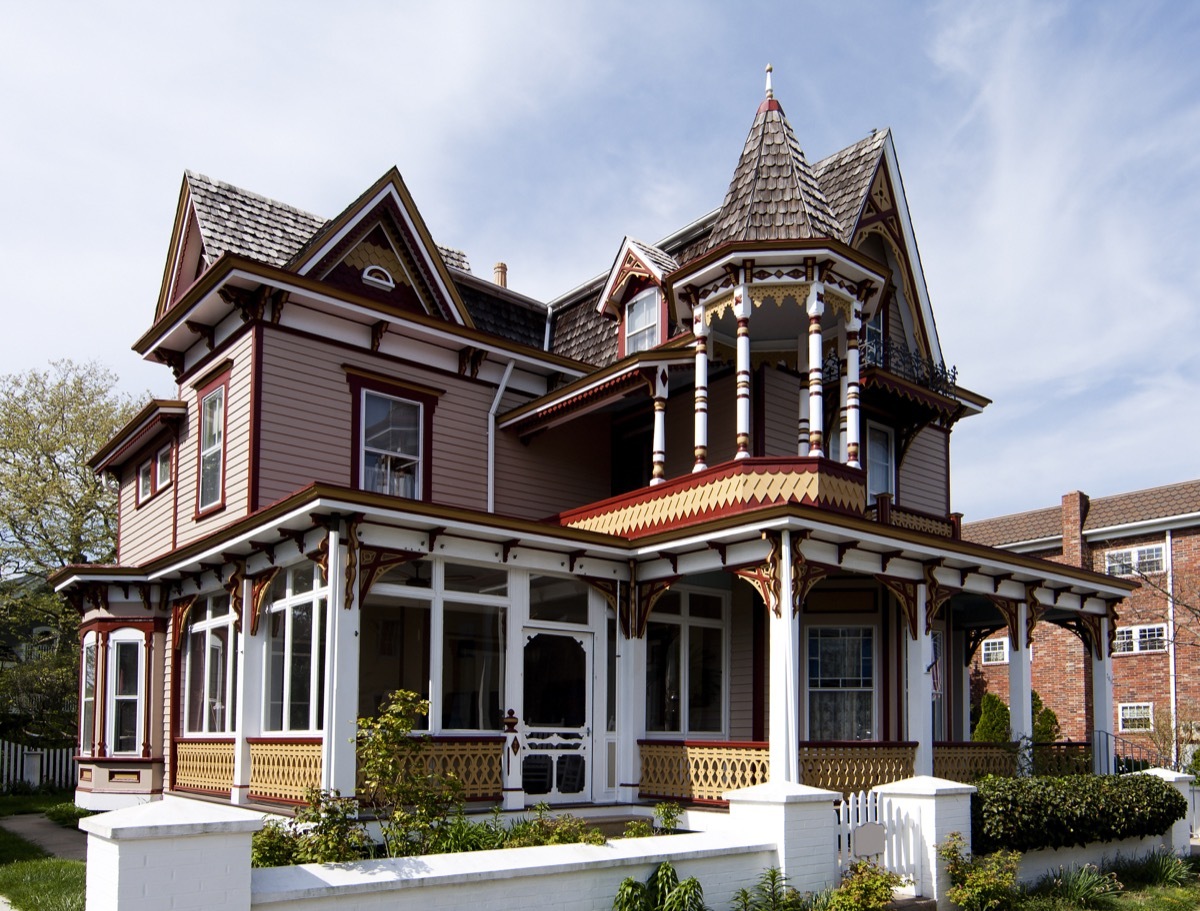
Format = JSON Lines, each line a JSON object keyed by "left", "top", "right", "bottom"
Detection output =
{"left": 625, "top": 288, "right": 659, "bottom": 354}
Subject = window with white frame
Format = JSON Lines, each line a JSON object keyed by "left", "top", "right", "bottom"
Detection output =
{"left": 1105, "top": 545, "right": 1165, "bottom": 576}
{"left": 136, "top": 443, "right": 173, "bottom": 505}
{"left": 807, "top": 626, "right": 875, "bottom": 741}
{"left": 106, "top": 629, "right": 145, "bottom": 755}
{"left": 981, "top": 637, "right": 1009, "bottom": 665}
{"left": 198, "top": 381, "right": 226, "bottom": 512}
{"left": 80, "top": 634, "right": 97, "bottom": 755}
{"left": 625, "top": 288, "right": 660, "bottom": 355}
{"left": 361, "top": 390, "right": 422, "bottom": 499}
{"left": 1119, "top": 702, "right": 1153, "bottom": 732}
{"left": 359, "top": 559, "right": 508, "bottom": 732}
{"left": 182, "top": 592, "right": 239, "bottom": 734}
{"left": 645, "top": 589, "right": 727, "bottom": 736}
{"left": 1113, "top": 623, "right": 1167, "bottom": 655}
{"left": 265, "top": 561, "right": 328, "bottom": 733}
{"left": 866, "top": 424, "right": 894, "bottom": 504}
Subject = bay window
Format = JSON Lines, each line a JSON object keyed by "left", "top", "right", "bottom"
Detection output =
{"left": 107, "top": 629, "right": 145, "bottom": 755}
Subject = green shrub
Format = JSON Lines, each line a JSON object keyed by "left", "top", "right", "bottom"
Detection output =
{"left": 611, "top": 861, "right": 707, "bottom": 911}
{"left": 973, "top": 693, "right": 1011, "bottom": 743}
{"left": 654, "top": 801, "right": 682, "bottom": 834}
{"left": 502, "top": 803, "right": 606, "bottom": 848}
{"left": 293, "top": 788, "right": 371, "bottom": 863}
{"left": 43, "top": 802, "right": 95, "bottom": 828}
{"left": 251, "top": 819, "right": 302, "bottom": 868}
{"left": 1108, "top": 848, "right": 1195, "bottom": 888}
{"left": 1031, "top": 691, "right": 1061, "bottom": 743}
{"left": 623, "top": 819, "right": 654, "bottom": 839}
{"left": 1030, "top": 864, "right": 1122, "bottom": 909}
{"left": 937, "top": 831, "right": 1020, "bottom": 911}
{"left": 730, "top": 867, "right": 816, "bottom": 911}
{"left": 827, "top": 860, "right": 902, "bottom": 911}
{"left": 972, "top": 773, "right": 1187, "bottom": 853}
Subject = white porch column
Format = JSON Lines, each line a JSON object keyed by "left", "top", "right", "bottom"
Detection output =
{"left": 769, "top": 530, "right": 800, "bottom": 784}
{"left": 797, "top": 372, "right": 810, "bottom": 457}
{"left": 231, "top": 576, "right": 259, "bottom": 805}
{"left": 1008, "top": 603, "right": 1033, "bottom": 771}
{"left": 805, "top": 285, "right": 825, "bottom": 457}
{"left": 845, "top": 309, "right": 862, "bottom": 468}
{"left": 734, "top": 286, "right": 751, "bottom": 459}
{"left": 321, "top": 528, "right": 360, "bottom": 796}
{"left": 616, "top": 625, "right": 647, "bottom": 804}
{"left": 650, "top": 367, "right": 668, "bottom": 484}
{"left": 502, "top": 569, "right": 527, "bottom": 809}
{"left": 692, "top": 303, "right": 709, "bottom": 472}
{"left": 907, "top": 583, "right": 934, "bottom": 776}
{"left": 1091, "top": 612, "right": 1115, "bottom": 774}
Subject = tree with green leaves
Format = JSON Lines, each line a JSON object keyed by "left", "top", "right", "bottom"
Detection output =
{"left": 0, "top": 360, "right": 139, "bottom": 744}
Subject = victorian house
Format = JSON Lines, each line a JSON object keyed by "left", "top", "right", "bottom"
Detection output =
{"left": 53, "top": 76, "right": 1132, "bottom": 811}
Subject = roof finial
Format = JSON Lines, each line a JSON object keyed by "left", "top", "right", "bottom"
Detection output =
{"left": 765, "top": 63, "right": 774, "bottom": 99}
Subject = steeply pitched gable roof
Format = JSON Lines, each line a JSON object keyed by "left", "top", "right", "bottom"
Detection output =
{"left": 813, "top": 129, "right": 889, "bottom": 245}
{"left": 704, "top": 96, "right": 842, "bottom": 251}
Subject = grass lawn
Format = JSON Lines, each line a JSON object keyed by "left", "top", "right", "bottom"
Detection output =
{"left": 0, "top": 793, "right": 86, "bottom": 911}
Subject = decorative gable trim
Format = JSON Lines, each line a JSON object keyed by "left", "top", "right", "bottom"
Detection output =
{"left": 156, "top": 181, "right": 207, "bottom": 320}
{"left": 292, "top": 170, "right": 474, "bottom": 329}
{"left": 596, "top": 238, "right": 674, "bottom": 320}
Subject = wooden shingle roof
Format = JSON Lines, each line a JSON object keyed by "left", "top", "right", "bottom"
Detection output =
{"left": 813, "top": 129, "right": 889, "bottom": 244}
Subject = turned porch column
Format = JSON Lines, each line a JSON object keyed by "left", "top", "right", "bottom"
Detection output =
{"left": 845, "top": 309, "right": 862, "bottom": 468}
{"left": 768, "top": 530, "right": 801, "bottom": 783}
{"left": 650, "top": 368, "right": 668, "bottom": 485}
{"left": 806, "top": 284, "right": 825, "bottom": 457}
{"left": 734, "top": 286, "right": 751, "bottom": 459}
{"left": 692, "top": 303, "right": 709, "bottom": 472}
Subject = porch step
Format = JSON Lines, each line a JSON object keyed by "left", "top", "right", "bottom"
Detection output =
{"left": 886, "top": 898, "right": 935, "bottom": 911}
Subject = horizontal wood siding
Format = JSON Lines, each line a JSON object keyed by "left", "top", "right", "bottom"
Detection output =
{"left": 664, "top": 372, "right": 736, "bottom": 477}
{"left": 897, "top": 425, "right": 949, "bottom": 515}
{"left": 177, "top": 332, "right": 255, "bottom": 548}
{"left": 761, "top": 367, "right": 799, "bottom": 457}
{"left": 257, "top": 330, "right": 490, "bottom": 512}
{"left": 117, "top": 465, "right": 175, "bottom": 566}
{"left": 729, "top": 583, "right": 755, "bottom": 740}
{"left": 495, "top": 405, "right": 611, "bottom": 519}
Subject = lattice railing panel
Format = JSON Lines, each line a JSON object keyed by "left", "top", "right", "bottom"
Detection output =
{"left": 639, "top": 741, "right": 769, "bottom": 802}
{"left": 798, "top": 743, "right": 916, "bottom": 796}
{"left": 933, "top": 742, "right": 1018, "bottom": 782}
{"left": 174, "top": 739, "right": 235, "bottom": 793}
{"left": 1033, "top": 742, "right": 1092, "bottom": 777}
{"left": 420, "top": 739, "right": 503, "bottom": 800}
{"left": 249, "top": 740, "right": 322, "bottom": 803}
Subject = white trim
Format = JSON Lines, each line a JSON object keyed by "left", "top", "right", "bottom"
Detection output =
{"left": 105, "top": 629, "right": 146, "bottom": 756}
{"left": 981, "top": 638, "right": 1008, "bottom": 666}
{"left": 1118, "top": 702, "right": 1153, "bottom": 732}
{"left": 360, "top": 389, "right": 423, "bottom": 500}
{"left": 1085, "top": 511, "right": 1200, "bottom": 539}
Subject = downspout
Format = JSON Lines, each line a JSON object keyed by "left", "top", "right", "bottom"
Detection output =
{"left": 487, "top": 361, "right": 515, "bottom": 513}
{"left": 1167, "top": 529, "right": 1178, "bottom": 766}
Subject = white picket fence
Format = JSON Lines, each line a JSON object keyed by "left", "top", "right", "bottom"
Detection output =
{"left": 835, "top": 789, "right": 922, "bottom": 886}
{"left": 0, "top": 740, "right": 74, "bottom": 790}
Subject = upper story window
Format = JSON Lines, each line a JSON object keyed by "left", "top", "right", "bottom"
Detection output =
{"left": 197, "top": 373, "right": 229, "bottom": 514}
{"left": 136, "top": 443, "right": 173, "bottom": 506}
{"left": 645, "top": 589, "right": 727, "bottom": 737}
{"left": 981, "top": 638, "right": 1008, "bottom": 665}
{"left": 1105, "top": 545, "right": 1164, "bottom": 576}
{"left": 182, "top": 592, "right": 238, "bottom": 735}
{"left": 1119, "top": 702, "right": 1153, "bottom": 732}
{"left": 866, "top": 424, "right": 895, "bottom": 503}
{"left": 1113, "top": 623, "right": 1167, "bottom": 655}
{"left": 362, "top": 390, "right": 423, "bottom": 499}
{"left": 625, "top": 288, "right": 659, "bottom": 355}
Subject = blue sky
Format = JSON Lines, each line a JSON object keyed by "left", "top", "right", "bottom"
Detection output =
{"left": 3, "top": 0, "right": 1198, "bottom": 522}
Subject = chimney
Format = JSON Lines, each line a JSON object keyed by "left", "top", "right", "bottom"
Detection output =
{"left": 493, "top": 262, "right": 508, "bottom": 288}
{"left": 1062, "top": 490, "right": 1091, "bottom": 568}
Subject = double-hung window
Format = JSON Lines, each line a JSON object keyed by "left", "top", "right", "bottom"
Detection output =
{"left": 625, "top": 288, "right": 659, "bottom": 355}
{"left": 981, "top": 638, "right": 1009, "bottom": 665}
{"left": 136, "top": 443, "right": 173, "bottom": 505}
{"left": 264, "top": 562, "right": 327, "bottom": 733}
{"left": 182, "top": 592, "right": 239, "bottom": 734}
{"left": 197, "top": 375, "right": 228, "bottom": 513}
{"left": 1113, "top": 623, "right": 1167, "bottom": 655}
{"left": 107, "top": 629, "right": 145, "bottom": 755}
{"left": 645, "top": 589, "right": 727, "bottom": 736}
{"left": 1105, "top": 545, "right": 1165, "bottom": 576}
{"left": 362, "top": 390, "right": 423, "bottom": 500}
{"left": 1119, "top": 702, "right": 1153, "bottom": 732}
{"left": 866, "top": 424, "right": 894, "bottom": 503}
{"left": 807, "top": 626, "right": 875, "bottom": 740}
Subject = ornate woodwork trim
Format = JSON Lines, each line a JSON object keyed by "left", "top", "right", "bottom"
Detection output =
{"left": 964, "top": 624, "right": 1006, "bottom": 665}
{"left": 878, "top": 577, "right": 920, "bottom": 640}
{"left": 732, "top": 532, "right": 782, "bottom": 617}
{"left": 357, "top": 546, "right": 425, "bottom": 604}
{"left": 170, "top": 595, "right": 200, "bottom": 650}
{"left": 923, "top": 562, "right": 957, "bottom": 634}
{"left": 223, "top": 561, "right": 246, "bottom": 633}
{"left": 790, "top": 537, "right": 827, "bottom": 617}
{"left": 248, "top": 567, "right": 282, "bottom": 637}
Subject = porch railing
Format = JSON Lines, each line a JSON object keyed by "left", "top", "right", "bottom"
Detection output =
{"left": 1032, "top": 741, "right": 1092, "bottom": 776}
{"left": 798, "top": 742, "right": 916, "bottom": 796}
{"left": 356, "top": 735, "right": 505, "bottom": 805}
{"left": 1093, "top": 729, "right": 1180, "bottom": 774}
{"left": 639, "top": 740, "right": 769, "bottom": 803}
{"left": 933, "top": 742, "right": 1018, "bottom": 781}
{"left": 174, "top": 738, "right": 236, "bottom": 794}
{"left": 248, "top": 738, "right": 322, "bottom": 803}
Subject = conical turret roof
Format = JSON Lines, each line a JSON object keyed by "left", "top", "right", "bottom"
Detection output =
{"left": 705, "top": 74, "right": 841, "bottom": 251}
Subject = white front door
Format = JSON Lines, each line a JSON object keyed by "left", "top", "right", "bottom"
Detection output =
{"left": 521, "top": 629, "right": 592, "bottom": 803}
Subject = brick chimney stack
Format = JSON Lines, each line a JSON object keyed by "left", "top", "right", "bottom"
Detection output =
{"left": 493, "top": 262, "right": 508, "bottom": 288}
{"left": 1062, "top": 490, "right": 1091, "bottom": 568}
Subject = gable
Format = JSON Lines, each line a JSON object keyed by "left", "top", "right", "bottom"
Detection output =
{"left": 293, "top": 170, "right": 474, "bottom": 329}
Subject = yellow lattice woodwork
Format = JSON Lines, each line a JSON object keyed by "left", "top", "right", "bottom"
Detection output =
{"left": 889, "top": 508, "right": 954, "bottom": 537}
{"left": 797, "top": 743, "right": 916, "bottom": 797}
{"left": 249, "top": 740, "right": 323, "bottom": 803}
{"left": 566, "top": 466, "right": 865, "bottom": 537}
{"left": 932, "top": 743, "right": 1018, "bottom": 782}
{"left": 638, "top": 742, "right": 769, "bottom": 802}
{"left": 175, "top": 739, "right": 235, "bottom": 793}
{"left": 1033, "top": 743, "right": 1092, "bottom": 777}
{"left": 419, "top": 739, "right": 503, "bottom": 800}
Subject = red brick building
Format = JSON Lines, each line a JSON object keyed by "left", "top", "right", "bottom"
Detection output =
{"left": 964, "top": 481, "right": 1200, "bottom": 762}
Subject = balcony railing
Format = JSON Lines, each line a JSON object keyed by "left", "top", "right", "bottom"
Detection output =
{"left": 797, "top": 742, "right": 916, "bottom": 796}
{"left": 248, "top": 738, "right": 322, "bottom": 803}
{"left": 859, "top": 338, "right": 958, "bottom": 396}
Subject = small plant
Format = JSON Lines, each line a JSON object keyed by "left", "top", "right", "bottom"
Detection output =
{"left": 43, "top": 802, "right": 95, "bottom": 828}
{"left": 937, "top": 832, "right": 1020, "bottom": 911}
{"left": 251, "top": 819, "right": 302, "bottom": 868}
{"left": 826, "top": 860, "right": 903, "bottom": 911}
{"left": 1109, "top": 848, "right": 1194, "bottom": 888}
{"left": 613, "top": 861, "right": 708, "bottom": 911}
{"left": 623, "top": 818, "right": 654, "bottom": 838}
{"left": 973, "top": 693, "right": 1011, "bottom": 743}
{"left": 731, "top": 867, "right": 808, "bottom": 911}
{"left": 293, "top": 787, "right": 371, "bottom": 863}
{"left": 654, "top": 801, "right": 682, "bottom": 834}
{"left": 1032, "top": 863, "right": 1122, "bottom": 909}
